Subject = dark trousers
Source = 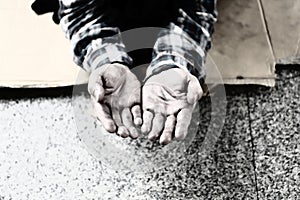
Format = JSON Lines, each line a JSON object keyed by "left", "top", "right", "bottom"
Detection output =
{"left": 31, "top": 0, "right": 217, "bottom": 66}
{"left": 32, "top": 0, "right": 216, "bottom": 29}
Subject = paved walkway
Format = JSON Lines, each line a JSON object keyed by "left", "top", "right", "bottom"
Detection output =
{"left": 0, "top": 68, "right": 299, "bottom": 200}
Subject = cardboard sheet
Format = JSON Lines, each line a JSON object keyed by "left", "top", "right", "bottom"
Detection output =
{"left": 0, "top": 0, "right": 298, "bottom": 88}
{"left": 206, "top": 0, "right": 275, "bottom": 86}
{"left": 0, "top": 0, "right": 87, "bottom": 88}
{"left": 261, "top": 0, "right": 300, "bottom": 64}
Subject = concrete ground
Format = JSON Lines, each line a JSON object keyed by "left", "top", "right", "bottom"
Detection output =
{"left": 0, "top": 67, "right": 299, "bottom": 200}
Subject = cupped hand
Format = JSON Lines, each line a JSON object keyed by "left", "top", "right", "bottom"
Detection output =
{"left": 141, "top": 67, "right": 203, "bottom": 145}
{"left": 88, "top": 63, "right": 142, "bottom": 139}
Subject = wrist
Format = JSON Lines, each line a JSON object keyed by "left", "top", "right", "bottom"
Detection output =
{"left": 143, "top": 65, "right": 179, "bottom": 83}
{"left": 146, "top": 54, "right": 205, "bottom": 85}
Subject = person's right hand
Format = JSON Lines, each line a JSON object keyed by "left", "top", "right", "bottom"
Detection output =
{"left": 88, "top": 63, "right": 142, "bottom": 139}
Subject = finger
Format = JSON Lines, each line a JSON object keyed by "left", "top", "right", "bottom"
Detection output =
{"left": 129, "top": 127, "right": 139, "bottom": 139}
{"left": 88, "top": 75, "right": 105, "bottom": 102}
{"left": 93, "top": 100, "right": 116, "bottom": 133}
{"left": 112, "top": 108, "right": 129, "bottom": 138}
{"left": 117, "top": 126, "right": 130, "bottom": 138}
{"left": 160, "top": 115, "right": 176, "bottom": 145}
{"left": 141, "top": 110, "right": 154, "bottom": 134}
{"left": 148, "top": 113, "right": 165, "bottom": 141}
{"left": 121, "top": 108, "right": 139, "bottom": 139}
{"left": 187, "top": 75, "right": 203, "bottom": 105}
{"left": 112, "top": 108, "right": 123, "bottom": 127}
{"left": 174, "top": 108, "right": 192, "bottom": 141}
{"left": 131, "top": 105, "right": 142, "bottom": 126}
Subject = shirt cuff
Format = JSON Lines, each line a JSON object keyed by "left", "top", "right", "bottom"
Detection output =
{"left": 82, "top": 39, "right": 133, "bottom": 73}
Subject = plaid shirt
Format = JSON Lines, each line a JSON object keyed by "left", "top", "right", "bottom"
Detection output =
{"left": 59, "top": 0, "right": 217, "bottom": 84}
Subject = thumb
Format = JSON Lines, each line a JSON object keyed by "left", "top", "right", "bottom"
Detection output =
{"left": 88, "top": 73, "right": 105, "bottom": 102}
{"left": 92, "top": 83, "right": 105, "bottom": 102}
{"left": 187, "top": 75, "right": 203, "bottom": 105}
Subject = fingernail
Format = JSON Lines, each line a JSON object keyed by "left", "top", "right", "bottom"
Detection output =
{"left": 159, "top": 137, "right": 165, "bottom": 145}
{"left": 118, "top": 131, "right": 128, "bottom": 138}
{"left": 117, "top": 127, "right": 129, "bottom": 138}
{"left": 105, "top": 123, "right": 116, "bottom": 133}
{"left": 130, "top": 128, "right": 139, "bottom": 139}
{"left": 134, "top": 118, "right": 142, "bottom": 126}
{"left": 159, "top": 137, "right": 168, "bottom": 145}
{"left": 148, "top": 135, "right": 157, "bottom": 141}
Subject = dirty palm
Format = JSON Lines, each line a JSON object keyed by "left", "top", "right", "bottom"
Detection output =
{"left": 32, "top": 0, "right": 217, "bottom": 144}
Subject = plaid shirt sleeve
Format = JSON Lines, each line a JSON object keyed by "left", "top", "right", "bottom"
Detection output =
{"left": 58, "top": 0, "right": 132, "bottom": 73}
{"left": 147, "top": 0, "right": 218, "bottom": 85}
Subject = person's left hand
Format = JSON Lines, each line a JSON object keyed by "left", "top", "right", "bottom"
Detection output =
{"left": 141, "top": 67, "right": 203, "bottom": 145}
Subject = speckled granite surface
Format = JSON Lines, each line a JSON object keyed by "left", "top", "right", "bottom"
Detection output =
{"left": 0, "top": 95, "right": 256, "bottom": 199}
{"left": 0, "top": 68, "right": 299, "bottom": 199}
{"left": 96, "top": 94, "right": 257, "bottom": 200}
{"left": 0, "top": 99, "right": 104, "bottom": 200}
{"left": 248, "top": 69, "right": 300, "bottom": 200}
